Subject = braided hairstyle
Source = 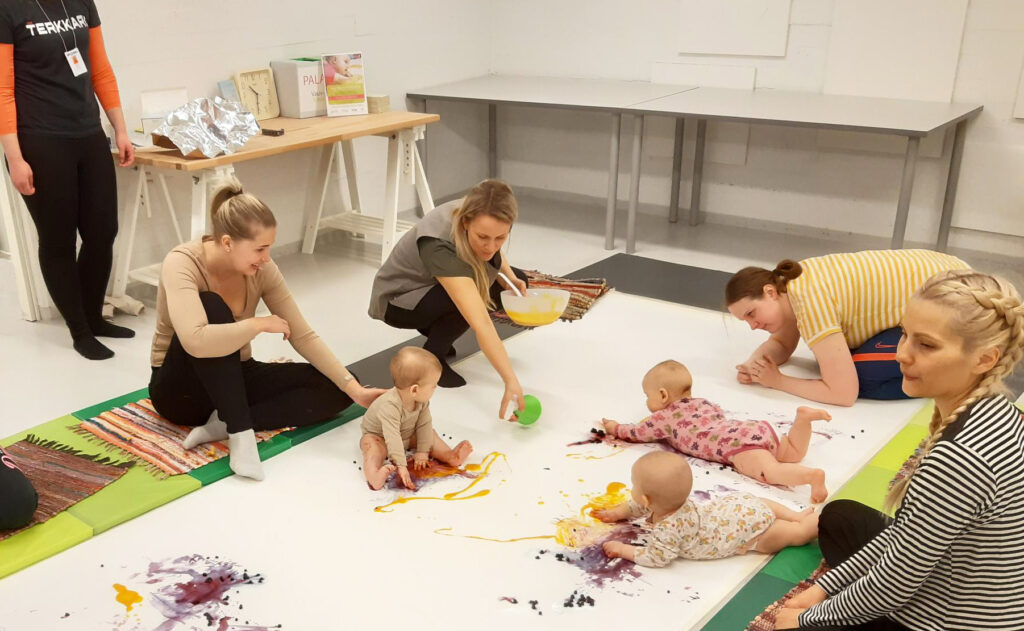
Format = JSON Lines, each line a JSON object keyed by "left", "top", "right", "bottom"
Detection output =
{"left": 885, "top": 269, "right": 1024, "bottom": 511}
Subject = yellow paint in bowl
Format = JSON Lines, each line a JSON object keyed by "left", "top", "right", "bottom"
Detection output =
{"left": 501, "top": 288, "right": 570, "bottom": 327}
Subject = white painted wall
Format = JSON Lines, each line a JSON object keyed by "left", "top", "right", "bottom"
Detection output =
{"left": 480, "top": 0, "right": 1024, "bottom": 253}
{"left": 100, "top": 0, "right": 492, "bottom": 269}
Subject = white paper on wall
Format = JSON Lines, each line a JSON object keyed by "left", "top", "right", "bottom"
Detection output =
{"left": 678, "top": 0, "right": 792, "bottom": 57}
{"left": 823, "top": 0, "right": 968, "bottom": 102}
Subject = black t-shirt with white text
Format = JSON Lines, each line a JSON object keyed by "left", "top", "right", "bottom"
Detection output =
{"left": 0, "top": 0, "right": 102, "bottom": 136}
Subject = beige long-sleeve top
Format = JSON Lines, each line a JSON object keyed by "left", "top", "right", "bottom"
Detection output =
{"left": 150, "top": 240, "right": 353, "bottom": 389}
{"left": 360, "top": 388, "right": 433, "bottom": 467}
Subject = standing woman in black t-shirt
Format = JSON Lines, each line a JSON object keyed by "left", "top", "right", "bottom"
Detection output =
{"left": 0, "top": 0, "right": 134, "bottom": 360}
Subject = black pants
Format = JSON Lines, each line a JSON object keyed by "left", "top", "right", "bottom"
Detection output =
{"left": 383, "top": 268, "right": 529, "bottom": 364}
{"left": 806, "top": 500, "right": 907, "bottom": 631}
{"left": 0, "top": 447, "right": 38, "bottom": 530}
{"left": 17, "top": 132, "right": 118, "bottom": 339}
{"left": 148, "top": 292, "right": 355, "bottom": 433}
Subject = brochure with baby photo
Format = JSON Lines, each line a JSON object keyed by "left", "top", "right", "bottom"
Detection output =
{"left": 321, "top": 52, "right": 368, "bottom": 116}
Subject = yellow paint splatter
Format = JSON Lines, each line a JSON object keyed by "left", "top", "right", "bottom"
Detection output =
{"left": 554, "top": 516, "right": 617, "bottom": 548}
{"left": 566, "top": 446, "right": 626, "bottom": 460}
{"left": 434, "top": 527, "right": 555, "bottom": 543}
{"left": 113, "top": 583, "right": 142, "bottom": 612}
{"left": 374, "top": 452, "right": 507, "bottom": 513}
{"left": 580, "top": 482, "right": 630, "bottom": 518}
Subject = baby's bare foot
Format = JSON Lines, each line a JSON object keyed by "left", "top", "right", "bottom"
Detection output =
{"left": 366, "top": 463, "right": 397, "bottom": 490}
{"left": 796, "top": 406, "right": 832, "bottom": 424}
{"left": 449, "top": 441, "right": 473, "bottom": 467}
{"left": 809, "top": 468, "right": 828, "bottom": 503}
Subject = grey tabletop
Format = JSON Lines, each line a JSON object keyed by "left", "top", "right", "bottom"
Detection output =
{"left": 625, "top": 87, "right": 983, "bottom": 136}
{"left": 408, "top": 74, "right": 697, "bottom": 111}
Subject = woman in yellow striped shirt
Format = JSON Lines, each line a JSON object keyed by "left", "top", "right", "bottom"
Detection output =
{"left": 725, "top": 250, "right": 970, "bottom": 406}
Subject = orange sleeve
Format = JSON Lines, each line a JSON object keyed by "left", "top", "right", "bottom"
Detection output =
{"left": 0, "top": 44, "right": 16, "bottom": 135}
{"left": 88, "top": 26, "right": 120, "bottom": 111}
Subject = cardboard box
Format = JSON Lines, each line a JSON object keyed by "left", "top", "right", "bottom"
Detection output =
{"left": 271, "top": 58, "right": 326, "bottom": 119}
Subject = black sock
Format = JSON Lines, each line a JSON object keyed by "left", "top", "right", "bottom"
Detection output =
{"left": 90, "top": 321, "right": 135, "bottom": 338}
{"left": 437, "top": 361, "right": 466, "bottom": 388}
{"left": 72, "top": 335, "right": 114, "bottom": 360}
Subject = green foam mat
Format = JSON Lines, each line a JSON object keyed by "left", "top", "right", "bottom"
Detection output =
{"left": 760, "top": 543, "right": 823, "bottom": 585}
{"left": 187, "top": 434, "right": 293, "bottom": 486}
{"left": 71, "top": 387, "right": 149, "bottom": 422}
{"left": 906, "top": 401, "right": 934, "bottom": 427}
{"left": 0, "top": 513, "right": 93, "bottom": 580}
{"left": 701, "top": 572, "right": 796, "bottom": 631}
{"left": 831, "top": 464, "right": 894, "bottom": 514}
{"left": 868, "top": 424, "right": 929, "bottom": 472}
{"left": 2, "top": 414, "right": 101, "bottom": 451}
{"left": 67, "top": 467, "right": 201, "bottom": 534}
{"left": 282, "top": 404, "right": 366, "bottom": 446}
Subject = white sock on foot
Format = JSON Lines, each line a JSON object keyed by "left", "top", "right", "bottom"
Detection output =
{"left": 228, "top": 429, "right": 264, "bottom": 481}
{"left": 182, "top": 411, "right": 228, "bottom": 450}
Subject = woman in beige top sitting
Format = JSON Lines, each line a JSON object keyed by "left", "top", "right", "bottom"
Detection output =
{"left": 149, "top": 179, "right": 385, "bottom": 480}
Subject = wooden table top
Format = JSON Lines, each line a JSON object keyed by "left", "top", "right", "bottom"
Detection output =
{"left": 126, "top": 111, "right": 439, "bottom": 172}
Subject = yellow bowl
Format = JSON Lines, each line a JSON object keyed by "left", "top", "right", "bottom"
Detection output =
{"left": 500, "top": 288, "right": 570, "bottom": 327}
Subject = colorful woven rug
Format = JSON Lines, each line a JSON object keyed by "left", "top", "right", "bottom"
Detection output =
{"left": 74, "top": 399, "right": 290, "bottom": 477}
{"left": 0, "top": 436, "right": 132, "bottom": 541}
{"left": 491, "top": 270, "right": 611, "bottom": 328}
{"left": 746, "top": 561, "right": 830, "bottom": 631}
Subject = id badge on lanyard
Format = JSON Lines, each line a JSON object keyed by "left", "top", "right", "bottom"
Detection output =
{"left": 65, "top": 47, "right": 87, "bottom": 76}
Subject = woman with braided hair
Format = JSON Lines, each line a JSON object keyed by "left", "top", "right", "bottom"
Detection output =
{"left": 774, "top": 269, "right": 1024, "bottom": 630}
{"left": 726, "top": 250, "right": 970, "bottom": 405}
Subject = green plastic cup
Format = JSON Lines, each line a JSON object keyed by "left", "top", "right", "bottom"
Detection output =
{"left": 515, "top": 395, "right": 542, "bottom": 426}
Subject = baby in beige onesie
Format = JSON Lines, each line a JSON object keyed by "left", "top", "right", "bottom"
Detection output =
{"left": 360, "top": 347, "right": 472, "bottom": 490}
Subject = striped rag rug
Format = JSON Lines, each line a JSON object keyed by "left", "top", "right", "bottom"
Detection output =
{"left": 746, "top": 561, "right": 830, "bottom": 631}
{"left": 0, "top": 436, "right": 132, "bottom": 540}
{"left": 74, "top": 399, "right": 289, "bottom": 477}
{"left": 491, "top": 270, "right": 611, "bottom": 328}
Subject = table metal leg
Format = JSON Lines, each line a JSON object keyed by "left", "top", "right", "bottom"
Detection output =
{"left": 604, "top": 113, "right": 622, "bottom": 250}
{"left": 382, "top": 133, "right": 402, "bottom": 264}
{"left": 488, "top": 103, "right": 497, "bottom": 178}
{"left": 301, "top": 144, "right": 335, "bottom": 254}
{"left": 891, "top": 136, "right": 921, "bottom": 249}
{"left": 669, "top": 117, "right": 685, "bottom": 224}
{"left": 413, "top": 97, "right": 429, "bottom": 217}
{"left": 689, "top": 119, "right": 707, "bottom": 227}
{"left": 936, "top": 121, "right": 967, "bottom": 252}
{"left": 189, "top": 172, "right": 210, "bottom": 241}
{"left": 626, "top": 114, "right": 645, "bottom": 254}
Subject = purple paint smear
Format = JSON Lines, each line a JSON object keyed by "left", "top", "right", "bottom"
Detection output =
{"left": 133, "top": 554, "right": 280, "bottom": 631}
{"left": 544, "top": 524, "right": 645, "bottom": 587}
{"left": 383, "top": 458, "right": 477, "bottom": 492}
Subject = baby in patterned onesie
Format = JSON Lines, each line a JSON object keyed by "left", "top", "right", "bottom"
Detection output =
{"left": 597, "top": 451, "right": 819, "bottom": 567}
{"left": 601, "top": 360, "right": 832, "bottom": 502}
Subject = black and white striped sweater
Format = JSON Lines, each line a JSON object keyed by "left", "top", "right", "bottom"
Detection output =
{"left": 801, "top": 395, "right": 1024, "bottom": 630}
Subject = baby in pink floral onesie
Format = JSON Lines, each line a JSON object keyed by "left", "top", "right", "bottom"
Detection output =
{"left": 601, "top": 360, "right": 832, "bottom": 502}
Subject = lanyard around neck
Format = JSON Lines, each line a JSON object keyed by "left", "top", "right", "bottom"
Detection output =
{"left": 32, "top": 0, "right": 79, "bottom": 53}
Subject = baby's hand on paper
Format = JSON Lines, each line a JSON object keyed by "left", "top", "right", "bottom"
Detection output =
{"left": 413, "top": 453, "right": 429, "bottom": 471}
{"left": 600, "top": 418, "right": 619, "bottom": 435}
{"left": 398, "top": 466, "right": 415, "bottom": 490}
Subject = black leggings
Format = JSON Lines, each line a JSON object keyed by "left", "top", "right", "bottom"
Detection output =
{"left": 383, "top": 268, "right": 529, "bottom": 363}
{"left": 148, "top": 292, "right": 355, "bottom": 433}
{"left": 807, "top": 500, "right": 907, "bottom": 631}
{"left": 17, "top": 132, "right": 118, "bottom": 339}
{"left": 0, "top": 447, "right": 38, "bottom": 530}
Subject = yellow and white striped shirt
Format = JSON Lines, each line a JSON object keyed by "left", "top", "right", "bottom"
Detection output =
{"left": 787, "top": 249, "right": 970, "bottom": 348}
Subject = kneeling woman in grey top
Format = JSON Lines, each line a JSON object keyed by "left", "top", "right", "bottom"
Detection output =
{"left": 369, "top": 179, "right": 529, "bottom": 419}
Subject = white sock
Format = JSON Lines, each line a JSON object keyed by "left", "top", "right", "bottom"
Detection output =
{"left": 228, "top": 429, "right": 265, "bottom": 481}
{"left": 182, "top": 411, "right": 228, "bottom": 450}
